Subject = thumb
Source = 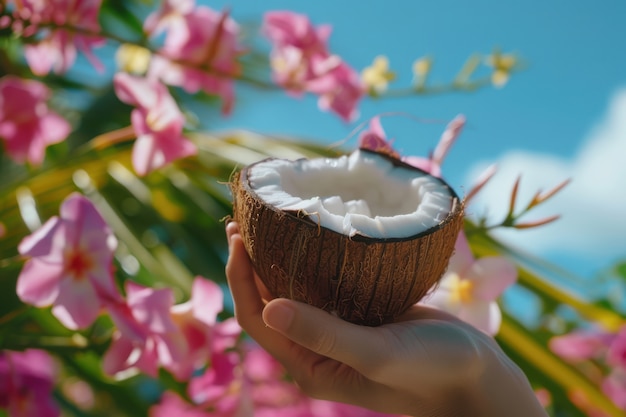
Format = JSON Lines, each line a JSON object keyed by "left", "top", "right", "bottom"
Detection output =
{"left": 262, "top": 298, "right": 385, "bottom": 371}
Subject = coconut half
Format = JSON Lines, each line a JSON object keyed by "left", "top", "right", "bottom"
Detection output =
{"left": 231, "top": 149, "right": 464, "bottom": 326}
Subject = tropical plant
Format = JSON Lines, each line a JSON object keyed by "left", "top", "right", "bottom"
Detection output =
{"left": 0, "top": 1, "right": 624, "bottom": 417}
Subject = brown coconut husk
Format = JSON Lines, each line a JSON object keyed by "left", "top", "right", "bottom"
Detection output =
{"left": 230, "top": 150, "right": 464, "bottom": 326}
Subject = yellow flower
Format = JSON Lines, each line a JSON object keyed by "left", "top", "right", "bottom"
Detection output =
{"left": 361, "top": 55, "right": 395, "bottom": 94}
{"left": 411, "top": 56, "right": 432, "bottom": 88}
{"left": 485, "top": 50, "right": 517, "bottom": 87}
{"left": 116, "top": 44, "right": 152, "bottom": 75}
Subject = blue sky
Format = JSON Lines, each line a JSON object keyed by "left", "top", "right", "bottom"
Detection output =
{"left": 203, "top": 0, "right": 626, "bottom": 279}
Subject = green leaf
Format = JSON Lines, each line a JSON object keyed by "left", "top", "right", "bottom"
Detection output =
{"left": 614, "top": 261, "right": 626, "bottom": 281}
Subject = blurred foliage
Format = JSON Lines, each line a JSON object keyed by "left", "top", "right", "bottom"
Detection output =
{"left": 0, "top": 0, "right": 624, "bottom": 416}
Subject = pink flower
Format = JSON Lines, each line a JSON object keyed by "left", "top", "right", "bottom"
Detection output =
{"left": 143, "top": 0, "right": 195, "bottom": 36}
{"left": 608, "top": 326, "right": 626, "bottom": 369}
{"left": 421, "top": 231, "right": 517, "bottom": 335}
{"left": 168, "top": 277, "right": 241, "bottom": 380}
{"left": 263, "top": 11, "right": 333, "bottom": 94}
{"left": 187, "top": 351, "right": 242, "bottom": 414}
{"left": 17, "top": 193, "right": 119, "bottom": 330}
{"left": 242, "top": 345, "right": 307, "bottom": 415}
{"left": 603, "top": 368, "right": 626, "bottom": 410}
{"left": 0, "top": 76, "right": 71, "bottom": 165}
{"left": 187, "top": 346, "right": 312, "bottom": 416}
{"left": 357, "top": 116, "right": 398, "bottom": 157}
{"left": 149, "top": 392, "right": 213, "bottom": 417}
{"left": 148, "top": 6, "right": 242, "bottom": 114}
{"left": 17, "top": 0, "right": 105, "bottom": 75}
{"left": 185, "top": 344, "right": 402, "bottom": 417}
{"left": 103, "top": 281, "right": 186, "bottom": 378}
{"left": 113, "top": 72, "right": 197, "bottom": 176}
{"left": 549, "top": 324, "right": 626, "bottom": 368}
{"left": 357, "top": 115, "right": 466, "bottom": 176}
{"left": 307, "top": 61, "right": 364, "bottom": 122}
{"left": 263, "top": 11, "right": 332, "bottom": 52}
{"left": 262, "top": 11, "right": 363, "bottom": 121}
{"left": 0, "top": 349, "right": 59, "bottom": 417}
{"left": 403, "top": 115, "right": 465, "bottom": 177}
{"left": 549, "top": 328, "right": 615, "bottom": 361}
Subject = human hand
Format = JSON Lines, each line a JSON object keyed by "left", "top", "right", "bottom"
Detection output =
{"left": 225, "top": 221, "right": 548, "bottom": 417}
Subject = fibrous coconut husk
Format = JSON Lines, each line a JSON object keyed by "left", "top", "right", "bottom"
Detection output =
{"left": 230, "top": 150, "right": 464, "bottom": 326}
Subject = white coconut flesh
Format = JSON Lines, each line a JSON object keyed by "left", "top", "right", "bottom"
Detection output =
{"left": 247, "top": 150, "right": 455, "bottom": 239}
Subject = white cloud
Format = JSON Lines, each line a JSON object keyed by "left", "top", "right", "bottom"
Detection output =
{"left": 465, "top": 88, "right": 626, "bottom": 268}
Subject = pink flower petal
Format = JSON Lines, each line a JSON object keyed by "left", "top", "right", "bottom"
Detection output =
{"left": 106, "top": 300, "right": 148, "bottom": 343}
{"left": 89, "top": 265, "right": 122, "bottom": 303}
{"left": 144, "top": 0, "right": 195, "bottom": 35}
{"left": 466, "top": 257, "right": 517, "bottom": 300}
{"left": 458, "top": 301, "right": 501, "bottom": 335}
{"left": 16, "top": 259, "right": 64, "bottom": 307}
{"left": 75, "top": 34, "right": 106, "bottom": 73}
{"left": 0, "top": 76, "right": 48, "bottom": 111}
{"left": 602, "top": 368, "right": 626, "bottom": 409}
{"left": 126, "top": 282, "right": 177, "bottom": 333}
{"left": 148, "top": 6, "right": 241, "bottom": 113}
{"left": 131, "top": 132, "right": 196, "bottom": 176}
{"left": 52, "top": 275, "right": 101, "bottom": 329}
{"left": 212, "top": 317, "right": 242, "bottom": 353}
{"left": 358, "top": 116, "right": 398, "bottom": 157}
{"left": 133, "top": 339, "right": 160, "bottom": 377}
{"left": 263, "top": 11, "right": 328, "bottom": 50}
{"left": 402, "top": 156, "right": 442, "bottom": 177}
{"left": 191, "top": 277, "right": 223, "bottom": 326}
{"left": 39, "top": 112, "right": 72, "bottom": 146}
{"left": 188, "top": 351, "right": 240, "bottom": 405}
{"left": 16, "top": 192, "right": 117, "bottom": 330}
{"left": 24, "top": 42, "right": 57, "bottom": 76}
{"left": 150, "top": 392, "right": 212, "bottom": 417}
{"left": 549, "top": 329, "right": 613, "bottom": 361}
{"left": 607, "top": 326, "right": 626, "bottom": 368}
{"left": 60, "top": 193, "right": 111, "bottom": 246}
{"left": 102, "top": 333, "right": 137, "bottom": 375}
{"left": 0, "top": 350, "right": 59, "bottom": 417}
{"left": 147, "top": 56, "right": 185, "bottom": 86}
{"left": 243, "top": 344, "right": 285, "bottom": 382}
{"left": 0, "top": 76, "right": 70, "bottom": 165}
{"left": 17, "top": 216, "right": 62, "bottom": 258}
{"left": 3, "top": 349, "right": 56, "bottom": 381}
{"left": 114, "top": 73, "right": 158, "bottom": 109}
{"left": 420, "top": 280, "right": 463, "bottom": 316}
{"left": 115, "top": 74, "right": 194, "bottom": 176}
{"left": 432, "top": 114, "right": 465, "bottom": 166}
{"left": 446, "top": 231, "right": 474, "bottom": 274}
{"left": 51, "top": 31, "right": 78, "bottom": 74}
{"left": 21, "top": 1, "right": 104, "bottom": 76}
{"left": 131, "top": 134, "right": 161, "bottom": 176}
{"left": 156, "top": 334, "right": 188, "bottom": 371}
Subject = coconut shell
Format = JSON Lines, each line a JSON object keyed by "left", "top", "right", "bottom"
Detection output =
{"left": 231, "top": 150, "right": 464, "bottom": 326}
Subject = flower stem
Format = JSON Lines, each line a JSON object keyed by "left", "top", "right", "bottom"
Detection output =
{"left": 0, "top": 333, "right": 89, "bottom": 351}
{"left": 85, "top": 125, "right": 136, "bottom": 151}
{"left": 34, "top": 21, "right": 498, "bottom": 98}
{"left": 0, "top": 305, "right": 29, "bottom": 326}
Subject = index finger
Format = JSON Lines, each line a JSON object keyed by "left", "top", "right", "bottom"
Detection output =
{"left": 225, "top": 232, "right": 317, "bottom": 366}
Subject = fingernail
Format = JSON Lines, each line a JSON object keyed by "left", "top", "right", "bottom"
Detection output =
{"left": 263, "top": 301, "right": 295, "bottom": 332}
{"left": 225, "top": 221, "right": 238, "bottom": 245}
